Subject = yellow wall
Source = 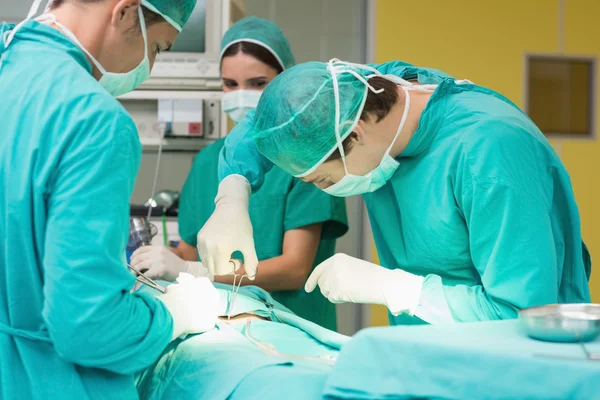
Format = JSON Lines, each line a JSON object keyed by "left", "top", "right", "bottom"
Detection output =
{"left": 370, "top": 0, "right": 600, "bottom": 324}
{"left": 561, "top": 0, "right": 600, "bottom": 301}
{"left": 370, "top": 242, "right": 391, "bottom": 326}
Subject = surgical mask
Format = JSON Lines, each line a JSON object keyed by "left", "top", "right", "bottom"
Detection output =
{"left": 222, "top": 90, "right": 262, "bottom": 123}
{"left": 36, "top": 7, "right": 150, "bottom": 97}
{"left": 320, "top": 59, "right": 437, "bottom": 197}
{"left": 323, "top": 87, "right": 410, "bottom": 197}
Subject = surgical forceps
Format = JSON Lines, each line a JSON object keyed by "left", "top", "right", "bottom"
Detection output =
{"left": 128, "top": 263, "right": 166, "bottom": 294}
{"left": 228, "top": 259, "right": 245, "bottom": 320}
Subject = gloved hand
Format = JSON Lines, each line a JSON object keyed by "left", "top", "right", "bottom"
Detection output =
{"left": 130, "top": 246, "right": 211, "bottom": 282}
{"left": 197, "top": 174, "right": 259, "bottom": 280}
{"left": 305, "top": 253, "right": 425, "bottom": 315}
{"left": 157, "top": 273, "right": 219, "bottom": 341}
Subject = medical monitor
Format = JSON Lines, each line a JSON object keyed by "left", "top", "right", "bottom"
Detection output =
{"left": 142, "top": 0, "right": 228, "bottom": 90}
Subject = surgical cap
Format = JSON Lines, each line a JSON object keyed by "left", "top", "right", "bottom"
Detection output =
{"left": 252, "top": 61, "right": 369, "bottom": 177}
{"left": 141, "top": 0, "right": 197, "bottom": 32}
{"left": 220, "top": 16, "right": 295, "bottom": 71}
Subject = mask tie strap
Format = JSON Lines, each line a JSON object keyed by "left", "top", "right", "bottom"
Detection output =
{"left": 385, "top": 87, "right": 411, "bottom": 156}
{"left": 327, "top": 61, "right": 350, "bottom": 175}
{"left": 329, "top": 58, "right": 383, "bottom": 77}
{"left": 3, "top": 0, "right": 47, "bottom": 48}
{"left": 327, "top": 60, "right": 390, "bottom": 175}
{"left": 36, "top": 13, "right": 108, "bottom": 75}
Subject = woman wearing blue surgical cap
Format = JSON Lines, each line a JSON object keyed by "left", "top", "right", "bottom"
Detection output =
{"left": 130, "top": 17, "right": 348, "bottom": 331}
{"left": 198, "top": 59, "right": 592, "bottom": 325}
{"left": 0, "top": 0, "right": 218, "bottom": 398}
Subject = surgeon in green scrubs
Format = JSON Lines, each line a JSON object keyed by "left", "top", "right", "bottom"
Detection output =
{"left": 0, "top": 0, "right": 221, "bottom": 399}
{"left": 197, "top": 59, "right": 592, "bottom": 326}
{"left": 130, "top": 17, "right": 348, "bottom": 330}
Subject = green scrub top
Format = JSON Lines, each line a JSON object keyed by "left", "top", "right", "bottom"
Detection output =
{"left": 365, "top": 62, "right": 592, "bottom": 325}
{"left": 216, "top": 60, "right": 592, "bottom": 326}
{"left": 179, "top": 138, "right": 348, "bottom": 330}
{"left": 0, "top": 21, "right": 172, "bottom": 400}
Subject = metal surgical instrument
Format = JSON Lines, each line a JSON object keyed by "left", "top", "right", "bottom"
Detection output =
{"left": 128, "top": 263, "right": 166, "bottom": 294}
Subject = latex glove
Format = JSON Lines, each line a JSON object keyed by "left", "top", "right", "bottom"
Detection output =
{"left": 197, "top": 174, "right": 258, "bottom": 280}
{"left": 130, "top": 246, "right": 211, "bottom": 282}
{"left": 305, "top": 253, "right": 425, "bottom": 315}
{"left": 157, "top": 273, "right": 219, "bottom": 341}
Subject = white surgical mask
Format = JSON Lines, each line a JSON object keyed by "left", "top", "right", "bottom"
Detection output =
{"left": 323, "top": 87, "right": 411, "bottom": 197}
{"left": 320, "top": 59, "right": 437, "bottom": 197}
{"left": 36, "top": 7, "right": 150, "bottom": 97}
{"left": 222, "top": 90, "right": 262, "bottom": 123}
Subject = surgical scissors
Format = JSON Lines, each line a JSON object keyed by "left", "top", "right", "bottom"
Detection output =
{"left": 127, "top": 263, "right": 166, "bottom": 294}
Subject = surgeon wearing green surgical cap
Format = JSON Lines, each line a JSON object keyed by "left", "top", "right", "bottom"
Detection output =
{"left": 0, "top": 0, "right": 217, "bottom": 399}
{"left": 198, "top": 59, "right": 592, "bottom": 326}
{"left": 130, "top": 17, "right": 348, "bottom": 331}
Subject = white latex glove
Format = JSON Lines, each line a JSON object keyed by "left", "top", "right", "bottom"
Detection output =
{"left": 130, "top": 246, "right": 211, "bottom": 282}
{"left": 305, "top": 253, "right": 425, "bottom": 315}
{"left": 157, "top": 273, "right": 219, "bottom": 341}
{"left": 197, "top": 174, "right": 258, "bottom": 280}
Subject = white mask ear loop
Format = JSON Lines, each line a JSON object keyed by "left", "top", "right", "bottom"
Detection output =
{"left": 43, "top": 0, "right": 54, "bottom": 12}
{"left": 328, "top": 58, "right": 384, "bottom": 78}
{"left": 327, "top": 62, "right": 348, "bottom": 175}
{"left": 3, "top": 0, "right": 50, "bottom": 48}
{"left": 44, "top": 6, "right": 147, "bottom": 77}
{"left": 329, "top": 59, "right": 438, "bottom": 92}
{"left": 327, "top": 60, "right": 386, "bottom": 175}
{"left": 385, "top": 87, "right": 411, "bottom": 155}
{"left": 327, "top": 59, "right": 385, "bottom": 95}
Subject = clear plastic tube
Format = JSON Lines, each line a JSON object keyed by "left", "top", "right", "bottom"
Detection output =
{"left": 244, "top": 320, "right": 336, "bottom": 366}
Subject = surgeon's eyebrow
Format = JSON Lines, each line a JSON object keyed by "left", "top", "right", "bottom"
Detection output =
{"left": 246, "top": 76, "right": 268, "bottom": 84}
{"left": 301, "top": 174, "right": 322, "bottom": 184}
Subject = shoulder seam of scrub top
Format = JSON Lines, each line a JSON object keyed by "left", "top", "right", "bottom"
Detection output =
{"left": 399, "top": 79, "right": 454, "bottom": 158}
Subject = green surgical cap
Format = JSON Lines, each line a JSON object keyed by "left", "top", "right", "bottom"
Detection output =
{"left": 252, "top": 61, "right": 369, "bottom": 177}
{"left": 141, "top": 0, "right": 197, "bottom": 32}
{"left": 220, "top": 16, "right": 295, "bottom": 70}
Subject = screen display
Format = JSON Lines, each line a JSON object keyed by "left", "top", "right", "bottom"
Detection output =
{"left": 170, "top": 0, "right": 206, "bottom": 53}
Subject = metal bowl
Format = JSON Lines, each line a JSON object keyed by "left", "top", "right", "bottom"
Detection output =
{"left": 519, "top": 304, "right": 600, "bottom": 343}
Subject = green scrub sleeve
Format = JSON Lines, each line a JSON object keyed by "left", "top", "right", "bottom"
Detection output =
{"left": 283, "top": 179, "right": 348, "bottom": 240}
{"left": 178, "top": 141, "right": 222, "bottom": 247}
{"left": 419, "top": 178, "right": 560, "bottom": 323}
{"left": 218, "top": 109, "right": 274, "bottom": 191}
{"left": 42, "top": 108, "right": 172, "bottom": 374}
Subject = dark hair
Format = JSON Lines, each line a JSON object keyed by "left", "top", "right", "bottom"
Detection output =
{"left": 327, "top": 76, "right": 400, "bottom": 161}
{"left": 51, "top": 0, "right": 164, "bottom": 27}
{"left": 221, "top": 41, "right": 284, "bottom": 74}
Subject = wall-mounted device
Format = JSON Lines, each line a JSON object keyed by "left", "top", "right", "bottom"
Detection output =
{"left": 156, "top": 97, "right": 221, "bottom": 138}
{"left": 118, "top": 90, "right": 226, "bottom": 151}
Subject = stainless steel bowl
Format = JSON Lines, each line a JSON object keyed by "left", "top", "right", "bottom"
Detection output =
{"left": 519, "top": 304, "right": 600, "bottom": 343}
